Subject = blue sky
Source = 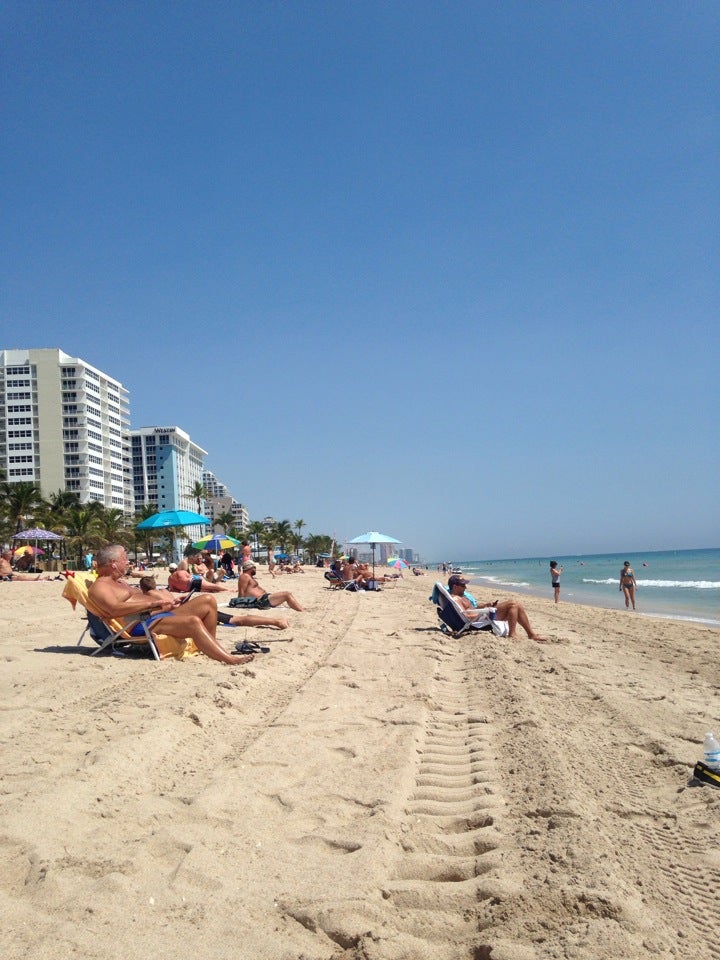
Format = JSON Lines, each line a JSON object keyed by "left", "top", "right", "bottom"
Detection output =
{"left": 2, "top": 1, "right": 718, "bottom": 561}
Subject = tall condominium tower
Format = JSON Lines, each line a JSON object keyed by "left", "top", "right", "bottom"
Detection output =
{"left": 130, "top": 426, "right": 208, "bottom": 539}
{"left": 0, "top": 347, "right": 132, "bottom": 510}
{"left": 202, "top": 469, "right": 249, "bottom": 533}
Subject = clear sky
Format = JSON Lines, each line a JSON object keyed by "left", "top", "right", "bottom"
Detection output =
{"left": 2, "top": 1, "right": 718, "bottom": 561}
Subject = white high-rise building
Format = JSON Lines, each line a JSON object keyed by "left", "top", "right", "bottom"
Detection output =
{"left": 0, "top": 348, "right": 132, "bottom": 510}
{"left": 202, "top": 469, "right": 249, "bottom": 533}
{"left": 130, "top": 426, "right": 207, "bottom": 518}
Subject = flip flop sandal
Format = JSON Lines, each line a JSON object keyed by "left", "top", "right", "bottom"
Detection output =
{"left": 235, "top": 641, "right": 270, "bottom": 655}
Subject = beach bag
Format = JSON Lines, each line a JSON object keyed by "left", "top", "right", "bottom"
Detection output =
{"left": 490, "top": 618, "right": 510, "bottom": 637}
{"left": 693, "top": 761, "right": 720, "bottom": 789}
{"left": 229, "top": 596, "right": 258, "bottom": 608}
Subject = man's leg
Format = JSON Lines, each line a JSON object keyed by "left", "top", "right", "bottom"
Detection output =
{"left": 496, "top": 601, "right": 546, "bottom": 642}
{"left": 152, "top": 613, "right": 254, "bottom": 664}
{"left": 495, "top": 600, "right": 519, "bottom": 637}
{"left": 230, "top": 613, "right": 289, "bottom": 629}
{"left": 269, "top": 591, "right": 305, "bottom": 612}
{"left": 184, "top": 593, "right": 220, "bottom": 635}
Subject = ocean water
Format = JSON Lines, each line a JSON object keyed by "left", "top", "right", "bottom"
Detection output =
{"left": 446, "top": 548, "right": 720, "bottom": 627}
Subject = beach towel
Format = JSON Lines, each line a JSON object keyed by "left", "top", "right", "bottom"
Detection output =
{"left": 62, "top": 577, "right": 199, "bottom": 660}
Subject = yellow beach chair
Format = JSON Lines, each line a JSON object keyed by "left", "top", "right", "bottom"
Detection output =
{"left": 62, "top": 576, "right": 198, "bottom": 661}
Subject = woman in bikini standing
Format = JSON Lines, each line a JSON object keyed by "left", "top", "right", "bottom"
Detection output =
{"left": 619, "top": 561, "right": 637, "bottom": 610}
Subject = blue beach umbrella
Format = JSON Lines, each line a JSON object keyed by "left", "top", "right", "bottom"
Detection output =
{"left": 137, "top": 509, "right": 210, "bottom": 563}
{"left": 348, "top": 531, "right": 401, "bottom": 580}
{"left": 137, "top": 509, "right": 210, "bottom": 529}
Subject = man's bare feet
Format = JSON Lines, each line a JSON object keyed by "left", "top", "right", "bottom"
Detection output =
{"left": 229, "top": 653, "right": 254, "bottom": 665}
{"left": 275, "top": 619, "right": 290, "bottom": 629}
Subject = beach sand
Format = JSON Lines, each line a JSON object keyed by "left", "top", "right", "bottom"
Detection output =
{"left": 2, "top": 569, "right": 720, "bottom": 959}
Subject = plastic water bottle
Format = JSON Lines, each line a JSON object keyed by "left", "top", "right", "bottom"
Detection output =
{"left": 703, "top": 732, "right": 720, "bottom": 770}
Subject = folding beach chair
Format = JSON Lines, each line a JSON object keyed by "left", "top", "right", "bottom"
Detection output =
{"left": 324, "top": 570, "right": 360, "bottom": 591}
{"left": 63, "top": 576, "right": 162, "bottom": 660}
{"left": 429, "top": 582, "right": 507, "bottom": 638}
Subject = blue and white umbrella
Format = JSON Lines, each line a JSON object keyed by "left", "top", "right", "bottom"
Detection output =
{"left": 348, "top": 531, "right": 401, "bottom": 579}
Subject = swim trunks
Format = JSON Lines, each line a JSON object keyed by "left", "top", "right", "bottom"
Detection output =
{"left": 129, "top": 612, "right": 174, "bottom": 637}
{"left": 229, "top": 593, "right": 272, "bottom": 610}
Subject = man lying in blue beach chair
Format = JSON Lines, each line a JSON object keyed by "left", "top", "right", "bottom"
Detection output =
{"left": 434, "top": 575, "right": 546, "bottom": 642}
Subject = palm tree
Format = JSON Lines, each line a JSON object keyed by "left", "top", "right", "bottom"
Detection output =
{"left": 262, "top": 525, "right": 276, "bottom": 564}
{"left": 274, "top": 520, "right": 293, "bottom": 554}
{"left": 216, "top": 510, "right": 234, "bottom": 534}
{"left": 294, "top": 519, "right": 307, "bottom": 560}
{"left": 305, "top": 534, "right": 333, "bottom": 564}
{"left": 1, "top": 481, "right": 43, "bottom": 532}
{"left": 135, "top": 503, "right": 160, "bottom": 562}
{"left": 47, "top": 489, "right": 81, "bottom": 514}
{"left": 247, "top": 520, "right": 266, "bottom": 557}
{"left": 64, "top": 503, "right": 103, "bottom": 565}
{"left": 188, "top": 481, "right": 207, "bottom": 515}
{"left": 95, "top": 507, "right": 132, "bottom": 547}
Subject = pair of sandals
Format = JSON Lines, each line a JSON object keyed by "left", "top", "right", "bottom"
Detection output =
{"left": 234, "top": 640, "right": 270, "bottom": 655}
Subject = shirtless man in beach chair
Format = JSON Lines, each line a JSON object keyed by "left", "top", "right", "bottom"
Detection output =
{"left": 89, "top": 544, "right": 255, "bottom": 665}
{"left": 447, "top": 575, "right": 546, "bottom": 642}
{"left": 0, "top": 550, "right": 56, "bottom": 581}
{"left": 235, "top": 561, "right": 305, "bottom": 611}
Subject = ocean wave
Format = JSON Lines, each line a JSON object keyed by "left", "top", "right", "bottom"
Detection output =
{"left": 583, "top": 578, "right": 720, "bottom": 590}
{"left": 475, "top": 575, "right": 531, "bottom": 588}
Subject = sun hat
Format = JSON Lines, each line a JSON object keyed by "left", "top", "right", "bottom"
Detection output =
{"left": 242, "top": 560, "right": 256, "bottom": 571}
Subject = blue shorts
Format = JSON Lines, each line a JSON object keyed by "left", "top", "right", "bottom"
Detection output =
{"left": 129, "top": 612, "right": 173, "bottom": 637}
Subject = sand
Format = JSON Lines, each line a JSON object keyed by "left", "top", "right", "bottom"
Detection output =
{"left": 2, "top": 568, "right": 720, "bottom": 960}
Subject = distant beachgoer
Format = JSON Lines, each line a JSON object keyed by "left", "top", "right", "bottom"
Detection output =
{"left": 619, "top": 561, "right": 637, "bottom": 610}
{"left": 550, "top": 561, "right": 563, "bottom": 604}
{"left": 0, "top": 550, "right": 54, "bottom": 581}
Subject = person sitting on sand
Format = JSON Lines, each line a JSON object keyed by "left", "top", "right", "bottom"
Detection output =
{"left": 89, "top": 544, "right": 254, "bottom": 665}
{"left": 236, "top": 561, "right": 305, "bottom": 611}
{"left": 447, "top": 574, "right": 546, "bottom": 642}
{"left": 0, "top": 550, "right": 55, "bottom": 581}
